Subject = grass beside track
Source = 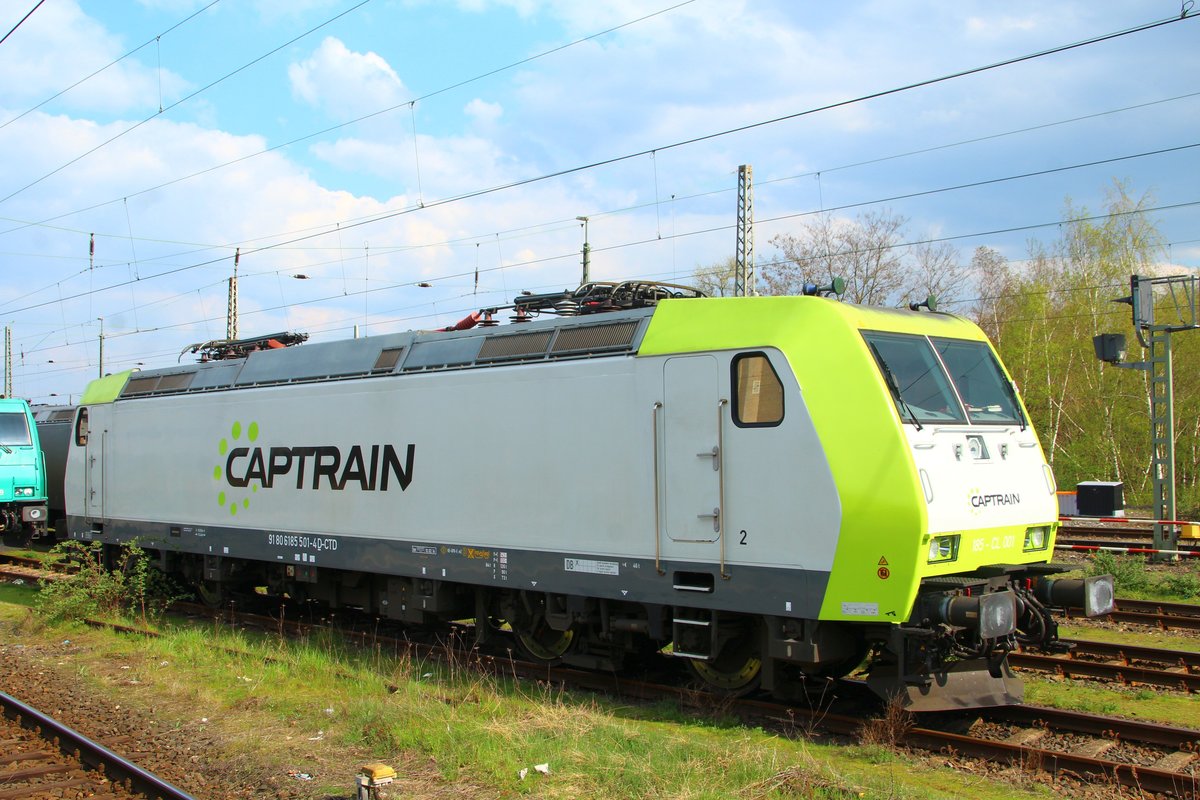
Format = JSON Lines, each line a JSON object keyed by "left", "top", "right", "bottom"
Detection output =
{"left": 0, "top": 584, "right": 1066, "bottom": 800}
{"left": 1023, "top": 677, "right": 1199, "bottom": 729}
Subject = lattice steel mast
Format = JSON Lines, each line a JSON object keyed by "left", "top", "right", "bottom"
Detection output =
{"left": 735, "top": 165, "right": 754, "bottom": 297}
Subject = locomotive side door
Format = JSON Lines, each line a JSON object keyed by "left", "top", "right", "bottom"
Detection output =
{"left": 84, "top": 427, "right": 104, "bottom": 523}
{"left": 661, "top": 355, "right": 722, "bottom": 543}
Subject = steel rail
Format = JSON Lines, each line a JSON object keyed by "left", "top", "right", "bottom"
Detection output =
{"left": 1056, "top": 638, "right": 1200, "bottom": 670}
{"left": 0, "top": 690, "right": 196, "bottom": 800}
{"left": 1102, "top": 610, "right": 1200, "bottom": 631}
{"left": 1102, "top": 612, "right": 1200, "bottom": 631}
{"left": 1115, "top": 598, "right": 1200, "bottom": 618}
{"left": 899, "top": 725, "right": 1198, "bottom": 797}
{"left": 1057, "top": 543, "right": 1200, "bottom": 558}
{"left": 982, "top": 703, "right": 1200, "bottom": 750}
{"left": 1008, "top": 651, "right": 1200, "bottom": 692}
{"left": 1058, "top": 528, "right": 1155, "bottom": 540}
{"left": 1061, "top": 599, "right": 1200, "bottom": 631}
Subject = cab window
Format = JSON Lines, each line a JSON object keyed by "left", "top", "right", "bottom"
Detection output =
{"left": 75, "top": 407, "right": 89, "bottom": 446}
{"left": 0, "top": 412, "right": 31, "bottom": 446}
{"left": 732, "top": 353, "right": 784, "bottom": 427}
{"left": 862, "top": 332, "right": 966, "bottom": 424}
{"left": 931, "top": 338, "right": 1023, "bottom": 425}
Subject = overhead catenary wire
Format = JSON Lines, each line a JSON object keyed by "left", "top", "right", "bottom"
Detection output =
{"left": 9, "top": 151, "right": 1196, "bottom": 371}
{"left": 5, "top": 136, "right": 1193, "bottom": 317}
{"left": 0, "top": 1, "right": 221, "bottom": 130}
{"left": 4, "top": 9, "right": 1195, "bottom": 383}
{"left": 7, "top": 84, "right": 1198, "bottom": 260}
{"left": 0, "top": 0, "right": 377, "bottom": 207}
{"left": 0, "top": 0, "right": 698, "bottom": 235}
{"left": 0, "top": 0, "right": 45, "bottom": 47}
{"left": 16, "top": 196, "right": 1195, "bottom": 368}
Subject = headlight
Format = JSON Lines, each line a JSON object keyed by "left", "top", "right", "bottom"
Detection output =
{"left": 927, "top": 534, "right": 959, "bottom": 563}
{"left": 1023, "top": 526, "right": 1050, "bottom": 551}
{"left": 14, "top": 487, "right": 34, "bottom": 497}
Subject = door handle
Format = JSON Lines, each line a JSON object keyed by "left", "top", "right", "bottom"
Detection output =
{"left": 697, "top": 507, "right": 720, "bottom": 532}
{"left": 696, "top": 445, "right": 719, "bottom": 470}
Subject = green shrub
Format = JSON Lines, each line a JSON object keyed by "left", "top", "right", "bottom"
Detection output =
{"left": 35, "top": 540, "right": 180, "bottom": 625}
{"left": 1159, "top": 570, "right": 1200, "bottom": 600}
{"left": 1084, "top": 550, "right": 1151, "bottom": 593}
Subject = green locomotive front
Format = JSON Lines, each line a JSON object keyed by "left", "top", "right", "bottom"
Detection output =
{"left": 0, "top": 398, "right": 49, "bottom": 545}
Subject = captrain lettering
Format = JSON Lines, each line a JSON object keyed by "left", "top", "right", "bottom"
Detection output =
{"left": 970, "top": 492, "right": 1020, "bottom": 508}
{"left": 226, "top": 444, "right": 414, "bottom": 492}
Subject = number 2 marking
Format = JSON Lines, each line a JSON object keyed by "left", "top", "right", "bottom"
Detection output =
{"left": 739, "top": 530, "right": 748, "bottom": 545}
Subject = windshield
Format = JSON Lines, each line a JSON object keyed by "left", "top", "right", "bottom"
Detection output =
{"left": 863, "top": 331, "right": 1024, "bottom": 426}
{"left": 0, "top": 412, "right": 32, "bottom": 446}
{"left": 932, "top": 338, "right": 1023, "bottom": 424}
{"left": 863, "top": 332, "right": 965, "bottom": 423}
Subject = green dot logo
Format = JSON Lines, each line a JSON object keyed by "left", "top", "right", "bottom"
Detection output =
{"left": 215, "top": 420, "right": 260, "bottom": 515}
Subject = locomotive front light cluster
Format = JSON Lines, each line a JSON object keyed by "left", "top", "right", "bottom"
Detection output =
{"left": 13, "top": 486, "right": 35, "bottom": 497}
{"left": 927, "top": 534, "right": 959, "bottom": 563}
{"left": 1023, "top": 525, "right": 1050, "bottom": 551}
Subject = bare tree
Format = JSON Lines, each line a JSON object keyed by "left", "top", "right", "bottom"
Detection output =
{"left": 969, "top": 245, "right": 1013, "bottom": 344}
{"left": 903, "top": 240, "right": 971, "bottom": 308}
{"left": 691, "top": 255, "right": 738, "bottom": 297}
{"left": 765, "top": 210, "right": 909, "bottom": 304}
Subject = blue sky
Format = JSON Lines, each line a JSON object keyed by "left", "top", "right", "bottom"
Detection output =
{"left": 0, "top": 0, "right": 1197, "bottom": 402}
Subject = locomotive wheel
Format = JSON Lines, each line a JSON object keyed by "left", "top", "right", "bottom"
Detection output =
{"left": 195, "top": 579, "right": 225, "bottom": 608}
{"left": 687, "top": 631, "right": 762, "bottom": 695}
{"left": 514, "top": 617, "right": 575, "bottom": 662}
{"left": 813, "top": 637, "right": 870, "bottom": 680}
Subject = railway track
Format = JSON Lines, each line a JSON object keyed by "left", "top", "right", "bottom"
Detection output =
{"left": 7, "top": 550, "right": 1200, "bottom": 795}
{"left": 1010, "top": 637, "right": 1200, "bottom": 692}
{"left": 0, "top": 690, "right": 195, "bottom": 800}
{"left": 0, "top": 550, "right": 71, "bottom": 584}
{"left": 1065, "top": 598, "right": 1200, "bottom": 631}
{"left": 1057, "top": 517, "right": 1200, "bottom": 558}
{"left": 93, "top": 603, "right": 1200, "bottom": 797}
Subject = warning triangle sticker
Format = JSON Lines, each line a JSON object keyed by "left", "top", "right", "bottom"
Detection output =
{"left": 878, "top": 557, "right": 889, "bottom": 566}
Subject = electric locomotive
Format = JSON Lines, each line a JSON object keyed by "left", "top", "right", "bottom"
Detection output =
{"left": 63, "top": 282, "right": 1113, "bottom": 710}
{"left": 31, "top": 403, "right": 76, "bottom": 536}
{"left": 0, "top": 397, "right": 50, "bottom": 545}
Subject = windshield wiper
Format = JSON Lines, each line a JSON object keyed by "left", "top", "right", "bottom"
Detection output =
{"left": 1008, "top": 381, "right": 1027, "bottom": 431}
{"left": 0, "top": 444, "right": 11, "bottom": 454}
{"left": 869, "top": 343, "right": 923, "bottom": 431}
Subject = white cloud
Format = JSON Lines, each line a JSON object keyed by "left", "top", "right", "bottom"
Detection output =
{"left": 288, "top": 37, "right": 408, "bottom": 118}
{"left": 310, "top": 132, "right": 520, "bottom": 198}
{"left": 465, "top": 98, "right": 503, "bottom": 125}
{"left": 0, "top": 0, "right": 188, "bottom": 117}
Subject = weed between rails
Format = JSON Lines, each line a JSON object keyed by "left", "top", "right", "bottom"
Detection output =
{"left": 857, "top": 695, "right": 914, "bottom": 748}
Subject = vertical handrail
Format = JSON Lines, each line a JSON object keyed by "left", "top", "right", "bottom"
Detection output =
{"left": 717, "top": 398, "right": 729, "bottom": 579}
{"left": 652, "top": 402, "right": 665, "bottom": 575}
